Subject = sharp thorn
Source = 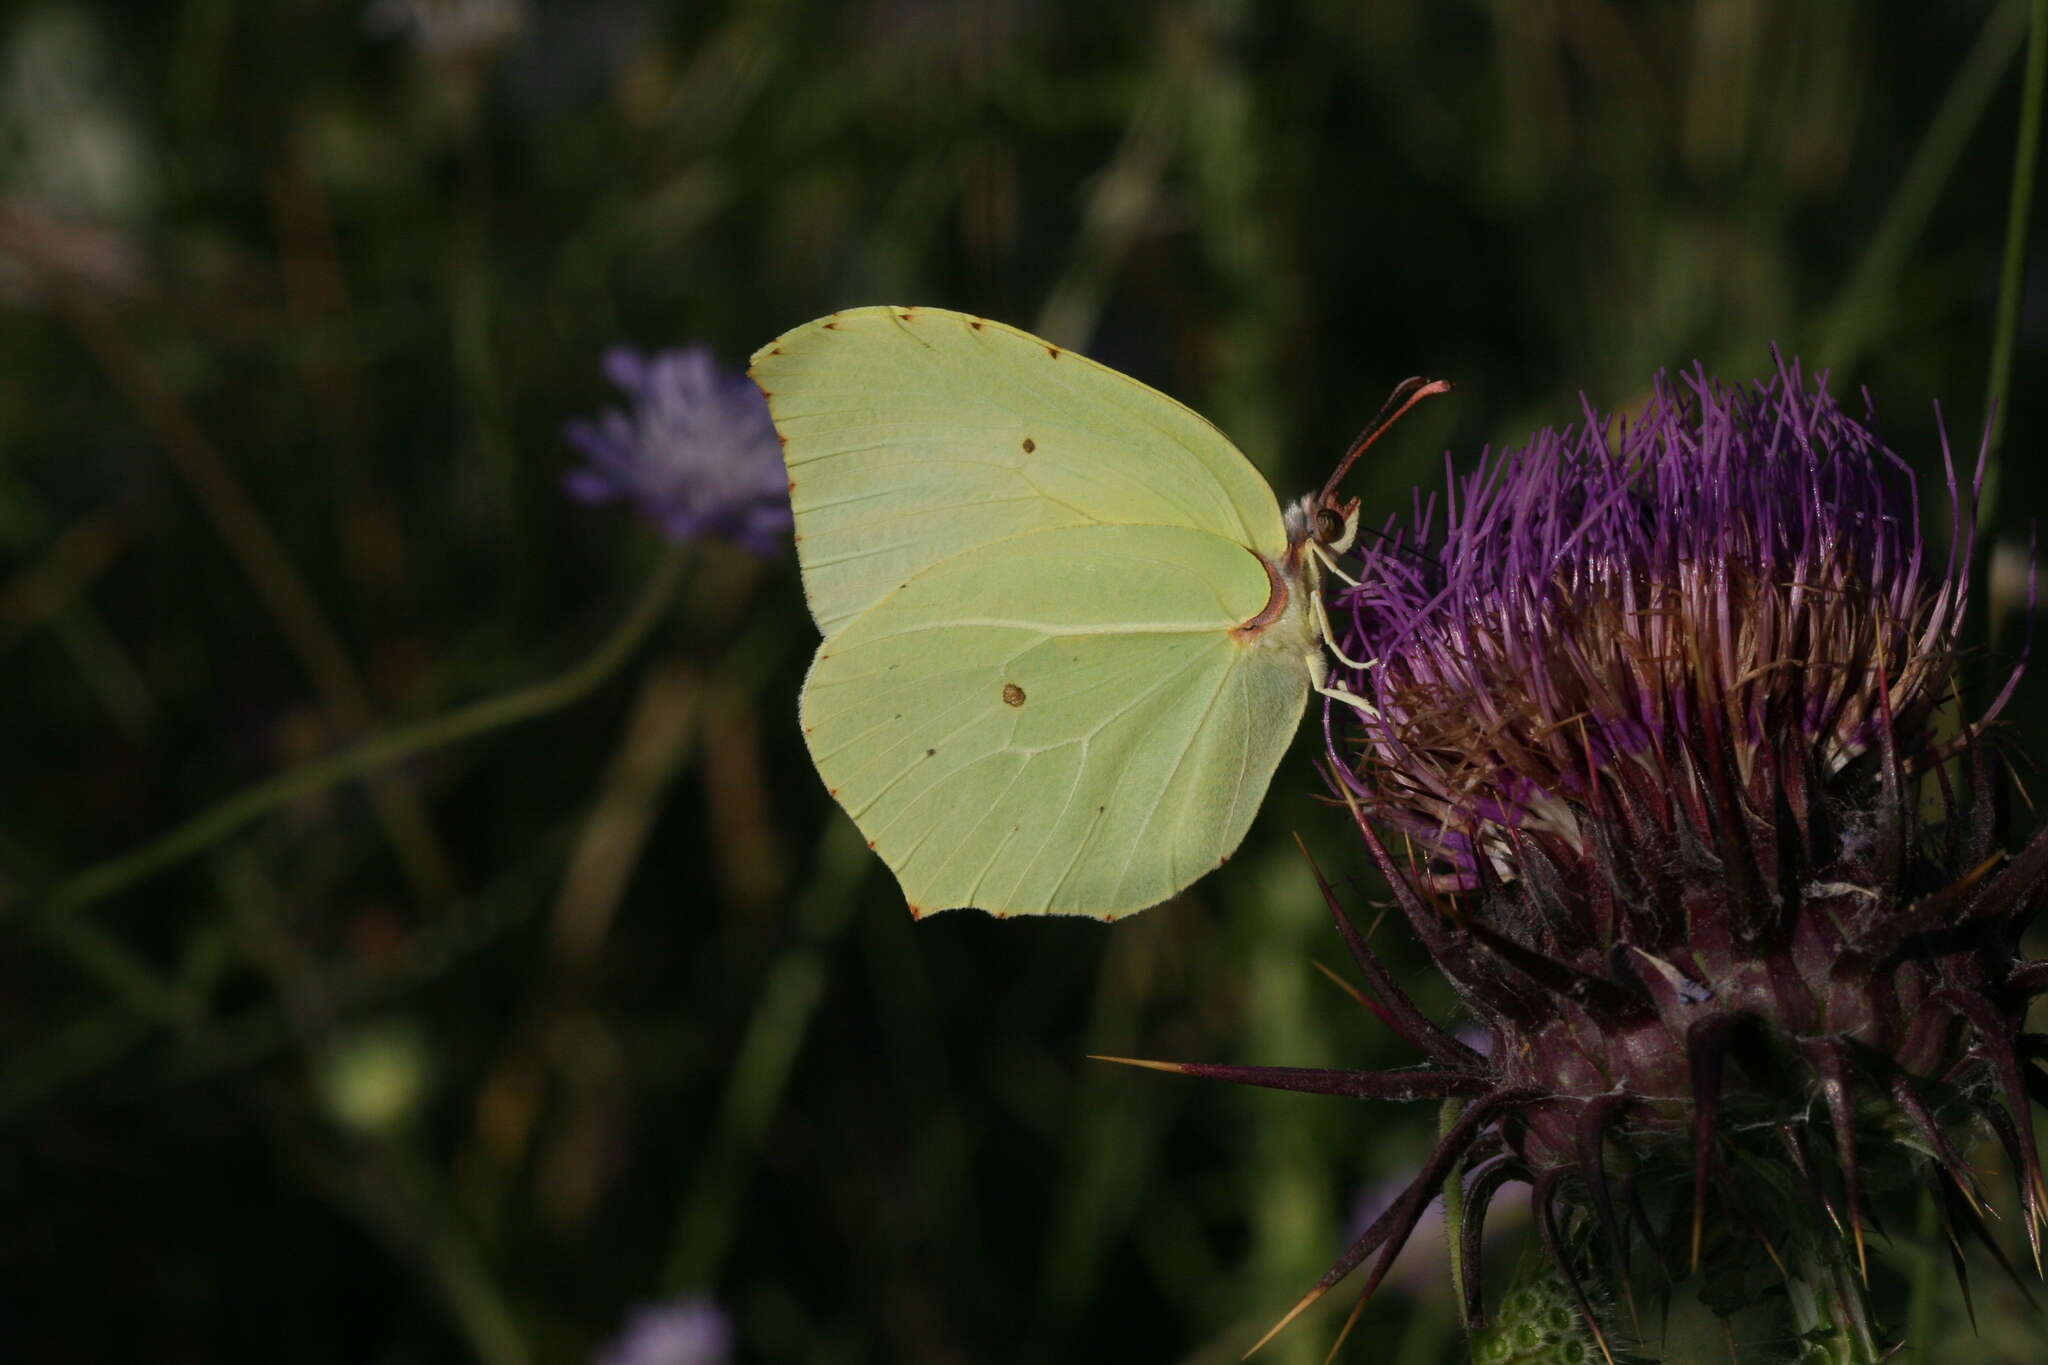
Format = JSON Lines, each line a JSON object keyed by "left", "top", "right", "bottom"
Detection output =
{"left": 1243, "top": 1283, "right": 1329, "bottom": 1359}
{"left": 1087, "top": 1054, "right": 1189, "bottom": 1075}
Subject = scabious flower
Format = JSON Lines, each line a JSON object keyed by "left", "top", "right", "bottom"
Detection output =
{"left": 1131, "top": 359, "right": 2045, "bottom": 1359}
{"left": 592, "top": 1295, "right": 732, "bottom": 1365}
{"left": 564, "top": 346, "right": 793, "bottom": 555}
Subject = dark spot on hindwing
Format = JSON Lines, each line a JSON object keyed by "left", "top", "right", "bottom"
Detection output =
{"left": 1002, "top": 683, "right": 1026, "bottom": 707}
{"left": 1021, "top": 437, "right": 1036, "bottom": 454}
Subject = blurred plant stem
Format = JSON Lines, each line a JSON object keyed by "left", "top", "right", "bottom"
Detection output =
{"left": 662, "top": 817, "right": 869, "bottom": 1291}
{"left": 1979, "top": 0, "right": 2047, "bottom": 525}
{"left": 1817, "top": 0, "right": 2028, "bottom": 375}
{"left": 451, "top": 137, "right": 518, "bottom": 537}
{"left": 220, "top": 848, "right": 533, "bottom": 1365}
{"left": 36, "top": 543, "right": 689, "bottom": 926}
{"left": 1901, "top": 1189, "right": 1943, "bottom": 1363}
{"left": 46, "top": 284, "right": 459, "bottom": 907}
{"left": 547, "top": 657, "right": 703, "bottom": 977}
{"left": 1031, "top": 72, "right": 1179, "bottom": 349}
{"left": 288, "top": 1113, "right": 533, "bottom": 1365}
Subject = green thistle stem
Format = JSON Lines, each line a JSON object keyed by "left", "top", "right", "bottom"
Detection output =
{"left": 1440, "top": 1096, "right": 1473, "bottom": 1330}
{"left": 32, "top": 545, "right": 689, "bottom": 924}
{"left": 1784, "top": 1246, "right": 1882, "bottom": 1365}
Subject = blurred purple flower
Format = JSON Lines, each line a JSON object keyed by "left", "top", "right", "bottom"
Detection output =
{"left": 364, "top": 0, "right": 528, "bottom": 58}
{"left": 564, "top": 346, "right": 792, "bottom": 555}
{"left": 593, "top": 1295, "right": 732, "bottom": 1365}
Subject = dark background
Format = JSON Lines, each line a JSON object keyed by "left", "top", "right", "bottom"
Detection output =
{"left": 2, "top": 2, "right": 2043, "bottom": 1361}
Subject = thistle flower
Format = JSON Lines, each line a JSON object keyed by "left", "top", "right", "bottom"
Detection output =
{"left": 1115, "top": 358, "right": 2045, "bottom": 1359}
{"left": 564, "top": 346, "right": 793, "bottom": 555}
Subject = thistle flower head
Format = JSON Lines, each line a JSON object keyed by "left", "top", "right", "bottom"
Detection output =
{"left": 1111, "top": 358, "right": 2048, "bottom": 1358}
{"left": 564, "top": 345, "right": 793, "bottom": 555}
{"left": 1330, "top": 357, "right": 1973, "bottom": 890}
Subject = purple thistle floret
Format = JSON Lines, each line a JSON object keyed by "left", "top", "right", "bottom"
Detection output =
{"left": 1111, "top": 358, "right": 2048, "bottom": 1359}
{"left": 592, "top": 1295, "right": 732, "bottom": 1365}
{"left": 1327, "top": 358, "right": 1986, "bottom": 890}
{"left": 564, "top": 346, "right": 793, "bottom": 555}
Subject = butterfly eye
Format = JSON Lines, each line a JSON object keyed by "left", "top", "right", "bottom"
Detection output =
{"left": 1314, "top": 506, "right": 1346, "bottom": 545}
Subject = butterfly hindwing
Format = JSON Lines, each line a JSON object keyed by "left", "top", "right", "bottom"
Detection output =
{"left": 800, "top": 523, "right": 1311, "bottom": 918}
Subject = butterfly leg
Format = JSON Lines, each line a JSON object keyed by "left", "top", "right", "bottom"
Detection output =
{"left": 1307, "top": 648, "right": 1379, "bottom": 719}
{"left": 1315, "top": 680, "right": 1379, "bottom": 719}
{"left": 1311, "top": 587, "right": 1376, "bottom": 672}
{"left": 1307, "top": 539, "right": 1360, "bottom": 587}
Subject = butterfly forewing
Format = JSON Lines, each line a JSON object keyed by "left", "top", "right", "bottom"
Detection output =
{"left": 752, "top": 306, "right": 1292, "bottom": 639}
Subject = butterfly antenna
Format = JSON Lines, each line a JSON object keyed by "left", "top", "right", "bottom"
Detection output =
{"left": 1351, "top": 520, "right": 1447, "bottom": 577}
{"left": 1318, "top": 377, "right": 1454, "bottom": 516}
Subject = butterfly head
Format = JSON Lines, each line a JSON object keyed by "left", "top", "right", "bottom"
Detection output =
{"left": 1286, "top": 492, "right": 1360, "bottom": 564}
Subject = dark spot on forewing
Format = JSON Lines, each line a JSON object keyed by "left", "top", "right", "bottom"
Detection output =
{"left": 1021, "top": 437, "right": 1036, "bottom": 454}
{"left": 1002, "top": 683, "right": 1026, "bottom": 707}
{"left": 1046, "top": 345, "right": 1061, "bottom": 360}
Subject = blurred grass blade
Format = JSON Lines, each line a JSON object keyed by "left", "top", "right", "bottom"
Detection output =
{"left": 662, "top": 818, "right": 869, "bottom": 1291}
{"left": 35, "top": 545, "right": 689, "bottom": 921}
{"left": 1818, "top": 0, "right": 2029, "bottom": 373}
{"left": 1981, "top": 0, "right": 2048, "bottom": 525}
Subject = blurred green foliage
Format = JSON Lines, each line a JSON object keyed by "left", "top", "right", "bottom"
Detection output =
{"left": 1, "top": 1, "right": 2042, "bottom": 1361}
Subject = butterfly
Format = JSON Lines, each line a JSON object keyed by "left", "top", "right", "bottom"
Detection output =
{"left": 751, "top": 306, "right": 1445, "bottom": 920}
